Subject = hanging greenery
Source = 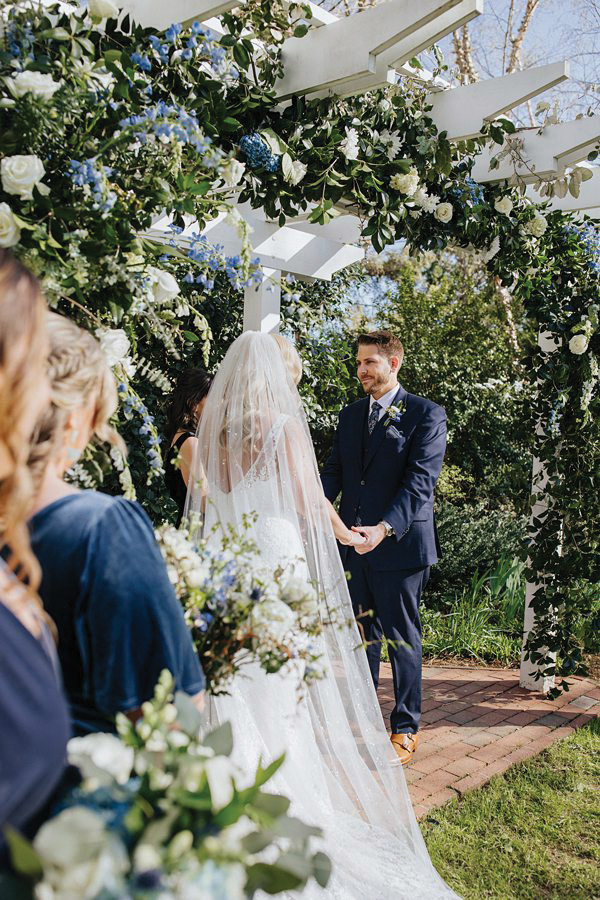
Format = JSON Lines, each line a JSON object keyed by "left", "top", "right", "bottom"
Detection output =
{"left": 1, "top": 1, "right": 598, "bottom": 691}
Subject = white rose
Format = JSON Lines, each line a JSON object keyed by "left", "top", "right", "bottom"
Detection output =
{"left": 97, "top": 328, "right": 130, "bottom": 367}
{"left": 286, "top": 159, "right": 307, "bottom": 186}
{"left": 0, "top": 202, "right": 20, "bottom": 247}
{"left": 88, "top": 0, "right": 120, "bottom": 19}
{"left": 283, "top": 576, "right": 318, "bottom": 614}
{"left": 390, "top": 166, "right": 419, "bottom": 197}
{"left": 494, "top": 196, "right": 513, "bottom": 216}
{"left": 251, "top": 597, "right": 296, "bottom": 641}
{"left": 68, "top": 733, "right": 134, "bottom": 786}
{"left": 47, "top": 842, "right": 128, "bottom": 898}
{"left": 148, "top": 267, "right": 180, "bottom": 304}
{"left": 222, "top": 158, "right": 246, "bottom": 187}
{"left": 1, "top": 154, "right": 47, "bottom": 200}
{"left": 434, "top": 202, "right": 453, "bottom": 223}
{"left": 7, "top": 71, "right": 62, "bottom": 101}
{"left": 525, "top": 213, "right": 548, "bottom": 237}
{"left": 569, "top": 333, "right": 589, "bottom": 355}
{"left": 34, "top": 807, "right": 108, "bottom": 869}
{"left": 378, "top": 99, "right": 392, "bottom": 112}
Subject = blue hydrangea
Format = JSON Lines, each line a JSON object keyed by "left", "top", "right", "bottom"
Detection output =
{"left": 239, "top": 133, "right": 281, "bottom": 172}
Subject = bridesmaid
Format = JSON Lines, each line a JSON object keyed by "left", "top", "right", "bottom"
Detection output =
{"left": 0, "top": 251, "right": 70, "bottom": 858}
{"left": 164, "top": 367, "right": 212, "bottom": 525}
{"left": 28, "top": 314, "right": 205, "bottom": 737}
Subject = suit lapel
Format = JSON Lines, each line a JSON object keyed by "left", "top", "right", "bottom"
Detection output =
{"left": 363, "top": 385, "right": 406, "bottom": 473}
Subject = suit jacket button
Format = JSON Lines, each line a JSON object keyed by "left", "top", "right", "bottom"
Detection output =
{"left": 360, "top": 479, "right": 365, "bottom": 485}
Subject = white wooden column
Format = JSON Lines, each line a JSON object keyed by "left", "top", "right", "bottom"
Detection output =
{"left": 520, "top": 331, "right": 559, "bottom": 692}
{"left": 243, "top": 267, "right": 281, "bottom": 333}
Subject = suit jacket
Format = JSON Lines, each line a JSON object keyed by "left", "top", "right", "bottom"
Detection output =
{"left": 321, "top": 384, "right": 446, "bottom": 571}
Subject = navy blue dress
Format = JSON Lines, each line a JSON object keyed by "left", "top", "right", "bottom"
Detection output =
{"left": 0, "top": 599, "right": 69, "bottom": 860}
{"left": 29, "top": 491, "right": 205, "bottom": 736}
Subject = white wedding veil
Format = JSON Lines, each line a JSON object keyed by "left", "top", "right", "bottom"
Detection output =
{"left": 184, "top": 331, "right": 458, "bottom": 899}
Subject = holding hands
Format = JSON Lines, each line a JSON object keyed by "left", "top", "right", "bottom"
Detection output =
{"left": 351, "top": 523, "right": 387, "bottom": 555}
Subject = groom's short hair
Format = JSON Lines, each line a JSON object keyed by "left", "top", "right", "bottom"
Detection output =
{"left": 358, "top": 331, "right": 404, "bottom": 368}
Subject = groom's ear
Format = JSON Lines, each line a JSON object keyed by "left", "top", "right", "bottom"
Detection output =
{"left": 389, "top": 354, "right": 401, "bottom": 373}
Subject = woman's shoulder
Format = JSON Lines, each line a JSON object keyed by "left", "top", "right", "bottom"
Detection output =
{"left": 33, "top": 491, "right": 152, "bottom": 542}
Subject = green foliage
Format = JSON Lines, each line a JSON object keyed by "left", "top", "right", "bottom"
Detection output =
{"left": 422, "top": 555, "right": 525, "bottom": 664}
{"left": 422, "top": 719, "right": 600, "bottom": 899}
{"left": 428, "top": 504, "right": 527, "bottom": 607}
{"left": 372, "top": 251, "right": 535, "bottom": 503}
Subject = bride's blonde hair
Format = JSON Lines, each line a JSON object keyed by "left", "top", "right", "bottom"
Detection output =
{"left": 272, "top": 334, "right": 302, "bottom": 385}
{"left": 29, "top": 313, "right": 125, "bottom": 489}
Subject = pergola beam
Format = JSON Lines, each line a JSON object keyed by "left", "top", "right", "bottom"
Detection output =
{"left": 275, "top": 0, "right": 467, "bottom": 98}
{"left": 323, "top": 0, "right": 482, "bottom": 99}
{"left": 472, "top": 115, "right": 600, "bottom": 183}
{"left": 146, "top": 211, "right": 364, "bottom": 281}
{"left": 427, "top": 61, "right": 570, "bottom": 141}
{"left": 119, "top": 0, "right": 243, "bottom": 30}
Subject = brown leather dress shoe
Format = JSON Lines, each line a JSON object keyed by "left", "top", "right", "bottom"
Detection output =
{"left": 390, "top": 732, "right": 420, "bottom": 765}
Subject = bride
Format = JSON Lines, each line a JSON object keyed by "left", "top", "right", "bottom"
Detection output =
{"left": 184, "top": 331, "right": 458, "bottom": 899}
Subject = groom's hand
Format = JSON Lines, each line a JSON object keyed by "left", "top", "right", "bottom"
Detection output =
{"left": 351, "top": 523, "right": 386, "bottom": 554}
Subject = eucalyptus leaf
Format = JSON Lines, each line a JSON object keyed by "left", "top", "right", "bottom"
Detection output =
{"left": 203, "top": 721, "right": 234, "bottom": 756}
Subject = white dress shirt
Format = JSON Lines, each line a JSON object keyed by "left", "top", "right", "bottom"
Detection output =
{"left": 369, "top": 385, "right": 400, "bottom": 422}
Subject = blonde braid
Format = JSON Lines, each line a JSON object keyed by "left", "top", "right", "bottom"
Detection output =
{"left": 29, "top": 314, "right": 126, "bottom": 493}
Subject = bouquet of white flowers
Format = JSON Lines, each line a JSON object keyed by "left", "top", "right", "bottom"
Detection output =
{"left": 3, "top": 672, "right": 330, "bottom": 899}
{"left": 156, "top": 521, "right": 326, "bottom": 694}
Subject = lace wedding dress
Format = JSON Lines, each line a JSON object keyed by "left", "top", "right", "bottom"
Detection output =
{"left": 185, "top": 332, "right": 459, "bottom": 899}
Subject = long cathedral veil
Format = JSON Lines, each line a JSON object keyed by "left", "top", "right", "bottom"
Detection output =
{"left": 184, "top": 331, "right": 458, "bottom": 898}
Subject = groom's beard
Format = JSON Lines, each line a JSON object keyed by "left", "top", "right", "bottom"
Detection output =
{"left": 360, "top": 372, "right": 392, "bottom": 395}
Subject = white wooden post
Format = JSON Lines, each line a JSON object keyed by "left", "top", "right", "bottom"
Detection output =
{"left": 520, "top": 331, "right": 559, "bottom": 692}
{"left": 243, "top": 267, "right": 281, "bottom": 333}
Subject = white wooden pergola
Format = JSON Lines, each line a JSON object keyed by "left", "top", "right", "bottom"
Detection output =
{"left": 129, "top": 0, "right": 599, "bottom": 694}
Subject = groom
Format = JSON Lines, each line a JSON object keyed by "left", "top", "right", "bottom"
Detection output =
{"left": 321, "top": 331, "right": 446, "bottom": 764}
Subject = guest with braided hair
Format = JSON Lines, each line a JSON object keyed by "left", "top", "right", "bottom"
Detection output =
{"left": 28, "top": 313, "right": 205, "bottom": 737}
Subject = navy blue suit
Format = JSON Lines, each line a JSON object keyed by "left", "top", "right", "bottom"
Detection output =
{"left": 321, "top": 384, "right": 446, "bottom": 734}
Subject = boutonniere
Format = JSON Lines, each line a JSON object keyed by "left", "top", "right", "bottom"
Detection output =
{"left": 384, "top": 403, "right": 405, "bottom": 426}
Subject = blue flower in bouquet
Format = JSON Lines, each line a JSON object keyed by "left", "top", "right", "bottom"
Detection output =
{"left": 181, "top": 860, "right": 246, "bottom": 900}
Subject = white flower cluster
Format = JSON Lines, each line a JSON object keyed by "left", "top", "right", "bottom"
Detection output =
{"left": 339, "top": 127, "right": 360, "bottom": 161}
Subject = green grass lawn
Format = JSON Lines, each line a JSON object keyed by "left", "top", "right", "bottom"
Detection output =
{"left": 421, "top": 719, "right": 600, "bottom": 900}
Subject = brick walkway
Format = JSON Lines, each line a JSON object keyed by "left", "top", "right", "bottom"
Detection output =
{"left": 377, "top": 662, "right": 600, "bottom": 819}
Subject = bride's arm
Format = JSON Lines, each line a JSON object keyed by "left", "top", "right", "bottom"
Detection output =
{"left": 325, "top": 498, "right": 365, "bottom": 546}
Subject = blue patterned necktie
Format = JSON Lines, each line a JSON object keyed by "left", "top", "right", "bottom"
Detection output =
{"left": 368, "top": 401, "right": 381, "bottom": 435}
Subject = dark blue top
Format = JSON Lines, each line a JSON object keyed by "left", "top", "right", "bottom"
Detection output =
{"left": 0, "top": 600, "right": 69, "bottom": 858}
{"left": 29, "top": 491, "right": 205, "bottom": 736}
